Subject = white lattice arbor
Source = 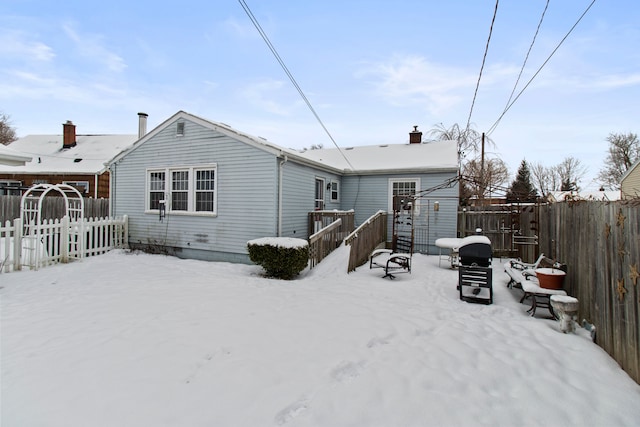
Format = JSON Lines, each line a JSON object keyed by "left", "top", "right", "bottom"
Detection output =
{"left": 20, "top": 184, "right": 85, "bottom": 268}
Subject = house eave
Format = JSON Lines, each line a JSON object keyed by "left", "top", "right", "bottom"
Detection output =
{"left": 342, "top": 166, "right": 459, "bottom": 176}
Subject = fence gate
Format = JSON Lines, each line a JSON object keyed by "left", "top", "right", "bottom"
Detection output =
{"left": 20, "top": 184, "right": 85, "bottom": 269}
{"left": 458, "top": 204, "right": 540, "bottom": 262}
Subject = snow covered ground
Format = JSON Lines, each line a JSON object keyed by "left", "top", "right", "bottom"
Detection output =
{"left": 2, "top": 247, "right": 640, "bottom": 427}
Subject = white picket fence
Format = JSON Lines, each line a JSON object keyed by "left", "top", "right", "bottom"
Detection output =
{"left": 0, "top": 215, "right": 128, "bottom": 273}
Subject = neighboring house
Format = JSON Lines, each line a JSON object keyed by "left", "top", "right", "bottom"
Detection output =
{"left": 0, "top": 144, "right": 32, "bottom": 167}
{"left": 546, "top": 190, "right": 621, "bottom": 202}
{"left": 621, "top": 158, "right": 640, "bottom": 199}
{"left": 109, "top": 111, "right": 459, "bottom": 264}
{"left": 0, "top": 120, "right": 138, "bottom": 198}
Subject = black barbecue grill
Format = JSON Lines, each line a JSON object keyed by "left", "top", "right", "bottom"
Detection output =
{"left": 458, "top": 236, "right": 493, "bottom": 304}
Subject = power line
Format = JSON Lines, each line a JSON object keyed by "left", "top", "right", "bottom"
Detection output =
{"left": 502, "top": 0, "right": 549, "bottom": 113}
{"left": 464, "top": 0, "right": 500, "bottom": 137}
{"left": 486, "top": 0, "right": 597, "bottom": 136}
{"left": 238, "top": 0, "right": 356, "bottom": 170}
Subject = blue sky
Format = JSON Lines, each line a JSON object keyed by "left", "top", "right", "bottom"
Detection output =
{"left": 1, "top": 0, "right": 638, "bottom": 190}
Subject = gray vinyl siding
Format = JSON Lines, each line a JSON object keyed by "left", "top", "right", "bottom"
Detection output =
{"left": 112, "top": 118, "right": 278, "bottom": 263}
{"left": 342, "top": 171, "right": 458, "bottom": 254}
{"left": 280, "top": 161, "right": 342, "bottom": 239}
{"left": 621, "top": 164, "right": 640, "bottom": 199}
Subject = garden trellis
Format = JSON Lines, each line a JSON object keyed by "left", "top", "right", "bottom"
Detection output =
{"left": 20, "top": 184, "right": 85, "bottom": 268}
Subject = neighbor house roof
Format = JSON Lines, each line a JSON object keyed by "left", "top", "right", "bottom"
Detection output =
{"left": 0, "top": 134, "right": 138, "bottom": 175}
{"left": 620, "top": 158, "right": 640, "bottom": 182}
{"left": 296, "top": 140, "right": 459, "bottom": 174}
{"left": 0, "top": 144, "right": 32, "bottom": 166}
{"left": 547, "top": 190, "right": 621, "bottom": 202}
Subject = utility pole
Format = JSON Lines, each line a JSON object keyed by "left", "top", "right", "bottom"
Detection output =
{"left": 480, "top": 132, "right": 485, "bottom": 205}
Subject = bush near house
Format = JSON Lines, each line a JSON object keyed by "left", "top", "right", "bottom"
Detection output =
{"left": 247, "top": 237, "right": 309, "bottom": 280}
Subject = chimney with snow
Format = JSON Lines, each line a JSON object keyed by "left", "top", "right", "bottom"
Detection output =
{"left": 62, "top": 120, "right": 77, "bottom": 149}
{"left": 138, "top": 112, "right": 148, "bottom": 139}
{"left": 409, "top": 125, "right": 422, "bottom": 144}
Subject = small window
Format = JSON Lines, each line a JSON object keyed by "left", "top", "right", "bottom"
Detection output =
{"left": 330, "top": 180, "right": 340, "bottom": 202}
{"left": 63, "top": 181, "right": 90, "bottom": 194}
{"left": 0, "top": 180, "right": 23, "bottom": 196}
{"left": 149, "top": 172, "right": 166, "bottom": 210}
{"left": 195, "top": 169, "right": 216, "bottom": 212}
{"left": 171, "top": 170, "right": 189, "bottom": 211}
{"left": 176, "top": 122, "right": 185, "bottom": 136}
{"left": 389, "top": 178, "right": 420, "bottom": 214}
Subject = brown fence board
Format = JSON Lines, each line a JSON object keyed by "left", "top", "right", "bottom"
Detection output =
{"left": 0, "top": 195, "right": 109, "bottom": 223}
{"left": 536, "top": 200, "right": 640, "bottom": 384}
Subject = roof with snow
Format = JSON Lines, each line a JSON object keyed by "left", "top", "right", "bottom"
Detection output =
{"left": 296, "top": 140, "right": 459, "bottom": 174}
{"left": 113, "top": 111, "right": 459, "bottom": 175}
{"left": 547, "top": 190, "right": 621, "bottom": 202}
{"left": 0, "top": 134, "right": 138, "bottom": 174}
{"left": 0, "top": 144, "right": 32, "bottom": 166}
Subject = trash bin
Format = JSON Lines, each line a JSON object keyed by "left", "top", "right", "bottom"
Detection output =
{"left": 458, "top": 236, "right": 493, "bottom": 304}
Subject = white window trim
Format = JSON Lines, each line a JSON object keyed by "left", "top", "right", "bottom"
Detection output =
{"left": 176, "top": 121, "right": 185, "bottom": 137}
{"left": 63, "top": 180, "right": 90, "bottom": 194}
{"left": 145, "top": 164, "right": 217, "bottom": 216}
{"left": 388, "top": 178, "right": 420, "bottom": 215}
{"left": 330, "top": 180, "right": 340, "bottom": 203}
{"left": 314, "top": 177, "right": 325, "bottom": 211}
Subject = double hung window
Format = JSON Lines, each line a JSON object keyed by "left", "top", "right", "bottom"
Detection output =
{"left": 147, "top": 165, "right": 217, "bottom": 215}
{"left": 389, "top": 178, "right": 420, "bottom": 214}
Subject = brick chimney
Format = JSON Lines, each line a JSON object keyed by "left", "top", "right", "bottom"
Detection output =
{"left": 409, "top": 125, "right": 422, "bottom": 144}
{"left": 62, "top": 120, "right": 77, "bottom": 149}
{"left": 138, "top": 112, "right": 148, "bottom": 139}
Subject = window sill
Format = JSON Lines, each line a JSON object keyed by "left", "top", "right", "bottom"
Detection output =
{"left": 146, "top": 210, "right": 217, "bottom": 218}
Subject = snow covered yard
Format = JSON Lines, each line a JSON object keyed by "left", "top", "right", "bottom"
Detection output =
{"left": 2, "top": 247, "right": 640, "bottom": 427}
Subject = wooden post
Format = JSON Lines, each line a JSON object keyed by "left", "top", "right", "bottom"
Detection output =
{"left": 480, "top": 132, "right": 485, "bottom": 205}
{"left": 13, "top": 217, "right": 22, "bottom": 271}
{"left": 61, "top": 215, "right": 69, "bottom": 263}
{"left": 123, "top": 215, "right": 129, "bottom": 249}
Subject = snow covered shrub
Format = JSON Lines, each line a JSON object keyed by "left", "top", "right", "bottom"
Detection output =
{"left": 247, "top": 237, "right": 309, "bottom": 280}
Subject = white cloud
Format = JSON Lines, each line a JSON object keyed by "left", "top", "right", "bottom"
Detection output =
{"left": 0, "top": 30, "right": 55, "bottom": 61}
{"left": 239, "top": 79, "right": 298, "bottom": 116}
{"left": 357, "top": 55, "right": 517, "bottom": 115}
{"left": 62, "top": 23, "right": 127, "bottom": 73}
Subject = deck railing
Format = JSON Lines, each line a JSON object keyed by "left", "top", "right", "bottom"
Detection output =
{"left": 308, "top": 210, "right": 355, "bottom": 242}
{"left": 308, "top": 219, "right": 343, "bottom": 269}
{"left": 344, "top": 210, "right": 388, "bottom": 273}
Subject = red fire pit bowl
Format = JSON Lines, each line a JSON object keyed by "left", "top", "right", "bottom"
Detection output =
{"left": 535, "top": 268, "right": 566, "bottom": 290}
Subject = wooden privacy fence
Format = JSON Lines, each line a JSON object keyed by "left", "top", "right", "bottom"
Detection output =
{"left": 458, "top": 204, "right": 539, "bottom": 262}
{"left": 344, "top": 210, "right": 388, "bottom": 273}
{"left": 308, "top": 219, "right": 343, "bottom": 269}
{"left": 1, "top": 215, "right": 128, "bottom": 273}
{"left": 0, "top": 195, "right": 109, "bottom": 223}
{"left": 538, "top": 200, "right": 640, "bottom": 384}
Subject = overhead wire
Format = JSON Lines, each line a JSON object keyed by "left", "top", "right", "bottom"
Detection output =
{"left": 501, "top": 0, "right": 549, "bottom": 114}
{"left": 238, "top": 0, "right": 356, "bottom": 171}
{"left": 486, "top": 0, "right": 597, "bottom": 136}
{"left": 464, "top": 0, "right": 500, "bottom": 138}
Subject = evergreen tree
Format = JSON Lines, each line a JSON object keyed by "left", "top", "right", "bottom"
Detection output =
{"left": 506, "top": 160, "right": 538, "bottom": 203}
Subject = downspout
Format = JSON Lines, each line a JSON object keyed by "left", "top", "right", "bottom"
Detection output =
{"left": 94, "top": 173, "right": 99, "bottom": 198}
{"left": 109, "top": 164, "right": 114, "bottom": 217}
{"left": 278, "top": 155, "right": 288, "bottom": 236}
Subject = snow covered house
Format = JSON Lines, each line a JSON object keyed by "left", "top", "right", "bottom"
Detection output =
{"left": 109, "top": 111, "right": 459, "bottom": 263}
{"left": 0, "top": 120, "right": 138, "bottom": 197}
{"left": 620, "top": 158, "right": 640, "bottom": 199}
{"left": 0, "top": 144, "right": 31, "bottom": 167}
{"left": 546, "top": 190, "right": 621, "bottom": 202}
